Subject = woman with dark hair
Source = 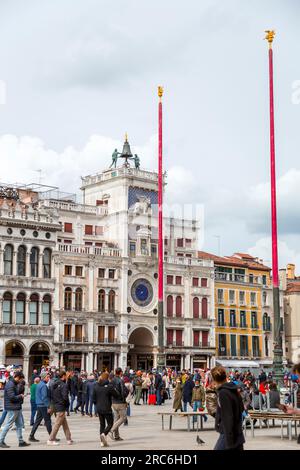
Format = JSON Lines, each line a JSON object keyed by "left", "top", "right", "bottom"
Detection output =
{"left": 211, "top": 366, "right": 245, "bottom": 451}
{"left": 92, "top": 372, "right": 120, "bottom": 447}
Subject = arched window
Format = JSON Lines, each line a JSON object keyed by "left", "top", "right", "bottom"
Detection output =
{"left": 29, "top": 293, "right": 39, "bottom": 325}
{"left": 4, "top": 244, "right": 13, "bottom": 275}
{"left": 175, "top": 296, "right": 182, "bottom": 317}
{"left": 16, "top": 292, "right": 26, "bottom": 324}
{"left": 193, "top": 297, "right": 199, "bottom": 318}
{"left": 108, "top": 290, "right": 115, "bottom": 313}
{"left": 98, "top": 290, "right": 105, "bottom": 312}
{"left": 75, "top": 288, "right": 83, "bottom": 311}
{"left": 3, "top": 292, "right": 13, "bottom": 324}
{"left": 167, "top": 295, "right": 173, "bottom": 317}
{"left": 202, "top": 298, "right": 208, "bottom": 319}
{"left": 42, "top": 294, "right": 51, "bottom": 325}
{"left": 17, "top": 245, "right": 26, "bottom": 276}
{"left": 263, "top": 312, "right": 268, "bottom": 330}
{"left": 64, "top": 287, "right": 72, "bottom": 310}
{"left": 43, "top": 248, "right": 51, "bottom": 278}
{"left": 30, "top": 247, "right": 39, "bottom": 277}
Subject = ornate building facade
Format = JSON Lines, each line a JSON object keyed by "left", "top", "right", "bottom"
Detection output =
{"left": 0, "top": 138, "right": 215, "bottom": 379}
{"left": 0, "top": 186, "right": 61, "bottom": 379}
{"left": 198, "top": 251, "right": 286, "bottom": 370}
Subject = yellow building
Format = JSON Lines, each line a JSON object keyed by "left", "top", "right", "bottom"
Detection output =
{"left": 198, "top": 252, "right": 273, "bottom": 369}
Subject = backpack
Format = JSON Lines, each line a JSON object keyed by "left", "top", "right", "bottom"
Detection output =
{"left": 115, "top": 378, "right": 129, "bottom": 402}
{"left": 206, "top": 388, "right": 218, "bottom": 417}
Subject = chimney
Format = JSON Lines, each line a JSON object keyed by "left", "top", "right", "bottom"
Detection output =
{"left": 287, "top": 263, "right": 295, "bottom": 280}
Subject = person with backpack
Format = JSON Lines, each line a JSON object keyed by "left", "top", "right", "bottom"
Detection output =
{"left": 0, "top": 371, "right": 29, "bottom": 448}
{"left": 211, "top": 366, "right": 245, "bottom": 451}
{"left": 109, "top": 368, "right": 129, "bottom": 441}
{"left": 93, "top": 372, "right": 121, "bottom": 447}
{"left": 47, "top": 370, "right": 73, "bottom": 446}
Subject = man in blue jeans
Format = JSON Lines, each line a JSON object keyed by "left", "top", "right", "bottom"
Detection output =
{"left": 0, "top": 371, "right": 30, "bottom": 448}
{"left": 29, "top": 372, "right": 54, "bottom": 442}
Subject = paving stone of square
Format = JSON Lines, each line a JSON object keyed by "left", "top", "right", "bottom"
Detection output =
{"left": 1, "top": 400, "right": 299, "bottom": 450}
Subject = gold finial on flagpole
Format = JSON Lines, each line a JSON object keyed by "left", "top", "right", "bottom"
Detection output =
{"left": 158, "top": 86, "right": 163, "bottom": 101}
{"left": 125, "top": 132, "right": 128, "bottom": 142}
{"left": 265, "top": 30, "right": 275, "bottom": 48}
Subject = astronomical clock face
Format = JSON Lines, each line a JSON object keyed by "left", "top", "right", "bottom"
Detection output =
{"left": 131, "top": 278, "right": 153, "bottom": 307}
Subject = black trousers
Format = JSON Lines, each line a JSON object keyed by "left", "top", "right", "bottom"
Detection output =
{"left": 30, "top": 407, "right": 52, "bottom": 437}
{"left": 142, "top": 389, "right": 148, "bottom": 403}
{"left": 98, "top": 412, "right": 114, "bottom": 436}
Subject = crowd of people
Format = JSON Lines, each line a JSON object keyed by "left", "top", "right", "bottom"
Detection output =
{"left": 0, "top": 363, "right": 300, "bottom": 450}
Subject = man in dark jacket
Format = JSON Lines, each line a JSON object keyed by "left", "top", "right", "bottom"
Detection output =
{"left": 29, "top": 372, "right": 55, "bottom": 442}
{"left": 155, "top": 373, "right": 163, "bottom": 406}
{"left": 69, "top": 372, "right": 78, "bottom": 412}
{"left": 85, "top": 375, "right": 96, "bottom": 417}
{"left": 110, "top": 368, "right": 128, "bottom": 441}
{"left": 211, "top": 366, "right": 245, "bottom": 451}
{"left": 182, "top": 375, "right": 195, "bottom": 412}
{"left": 0, "top": 371, "right": 30, "bottom": 448}
{"left": 93, "top": 372, "right": 120, "bottom": 447}
{"left": 47, "top": 370, "right": 73, "bottom": 446}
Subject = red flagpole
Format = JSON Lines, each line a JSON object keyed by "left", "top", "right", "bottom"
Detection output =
{"left": 268, "top": 36, "right": 279, "bottom": 288}
{"left": 265, "top": 30, "right": 283, "bottom": 383}
{"left": 157, "top": 86, "right": 165, "bottom": 369}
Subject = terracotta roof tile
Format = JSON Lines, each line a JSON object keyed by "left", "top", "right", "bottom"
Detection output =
{"left": 197, "top": 251, "right": 271, "bottom": 271}
{"left": 286, "top": 282, "right": 300, "bottom": 293}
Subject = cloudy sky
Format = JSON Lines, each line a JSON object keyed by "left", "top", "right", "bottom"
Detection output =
{"left": 0, "top": 0, "right": 300, "bottom": 271}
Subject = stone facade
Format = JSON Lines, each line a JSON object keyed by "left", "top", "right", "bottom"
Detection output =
{"left": 0, "top": 145, "right": 215, "bottom": 379}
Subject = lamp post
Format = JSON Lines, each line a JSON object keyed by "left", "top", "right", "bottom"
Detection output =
{"left": 157, "top": 86, "right": 165, "bottom": 370}
{"left": 265, "top": 30, "right": 284, "bottom": 385}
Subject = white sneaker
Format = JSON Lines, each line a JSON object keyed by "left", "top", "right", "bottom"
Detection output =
{"left": 47, "top": 440, "right": 59, "bottom": 446}
{"left": 100, "top": 433, "right": 108, "bottom": 447}
{"left": 67, "top": 440, "right": 74, "bottom": 445}
{"left": 100, "top": 441, "right": 105, "bottom": 447}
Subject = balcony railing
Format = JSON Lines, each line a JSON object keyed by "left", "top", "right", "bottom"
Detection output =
{"left": 58, "top": 243, "right": 120, "bottom": 257}
{"left": 165, "top": 256, "right": 213, "bottom": 267}
{"left": 61, "top": 336, "right": 89, "bottom": 343}
{"left": 98, "top": 337, "right": 118, "bottom": 344}
{"left": 41, "top": 198, "right": 108, "bottom": 216}
{"left": 215, "top": 272, "right": 268, "bottom": 286}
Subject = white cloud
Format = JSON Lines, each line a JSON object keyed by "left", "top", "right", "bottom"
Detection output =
{"left": 0, "top": 133, "right": 160, "bottom": 197}
{"left": 248, "top": 237, "right": 300, "bottom": 273}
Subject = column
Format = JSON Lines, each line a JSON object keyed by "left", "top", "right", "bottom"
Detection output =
{"left": 180, "top": 355, "right": 185, "bottom": 370}
{"left": 153, "top": 352, "right": 158, "bottom": 368}
{"left": 120, "top": 350, "right": 127, "bottom": 371}
{"left": 88, "top": 265, "right": 94, "bottom": 311}
{"left": 13, "top": 250, "right": 17, "bottom": 276}
{"left": 60, "top": 353, "right": 64, "bottom": 368}
{"left": 12, "top": 298, "right": 17, "bottom": 324}
{"left": 23, "top": 355, "right": 30, "bottom": 384}
{"left": 25, "top": 250, "right": 30, "bottom": 277}
{"left": 0, "top": 249, "right": 4, "bottom": 275}
{"left": 71, "top": 324, "right": 75, "bottom": 341}
{"left": 87, "top": 351, "right": 93, "bottom": 372}
{"left": 104, "top": 290, "right": 108, "bottom": 313}
{"left": 185, "top": 354, "right": 191, "bottom": 371}
{"left": 38, "top": 253, "right": 43, "bottom": 278}
{"left": 25, "top": 300, "right": 30, "bottom": 324}
{"left": 93, "top": 353, "right": 98, "bottom": 371}
{"left": 81, "top": 352, "right": 85, "bottom": 371}
{"left": 114, "top": 353, "right": 119, "bottom": 369}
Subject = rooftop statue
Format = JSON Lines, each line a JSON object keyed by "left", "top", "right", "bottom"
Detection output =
{"left": 109, "top": 135, "right": 141, "bottom": 169}
{"left": 109, "top": 149, "right": 121, "bottom": 168}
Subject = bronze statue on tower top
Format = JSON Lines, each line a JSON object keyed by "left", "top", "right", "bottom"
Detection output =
{"left": 109, "top": 134, "right": 140, "bottom": 169}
